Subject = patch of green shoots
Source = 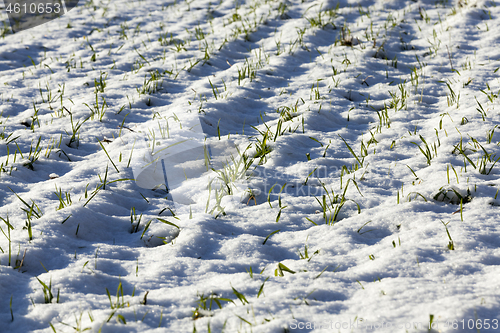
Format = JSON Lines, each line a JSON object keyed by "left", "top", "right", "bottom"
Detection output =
{"left": 0, "top": 215, "right": 13, "bottom": 266}
{"left": 314, "top": 179, "right": 361, "bottom": 225}
{"left": 54, "top": 185, "right": 72, "bottom": 210}
{"left": 441, "top": 220, "right": 455, "bottom": 250}
{"left": 275, "top": 262, "right": 295, "bottom": 276}
{"left": 36, "top": 277, "right": 60, "bottom": 304}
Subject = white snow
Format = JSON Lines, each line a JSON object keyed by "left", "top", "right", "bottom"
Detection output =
{"left": 0, "top": 0, "right": 500, "bottom": 332}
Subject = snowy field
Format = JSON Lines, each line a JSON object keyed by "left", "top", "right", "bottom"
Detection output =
{"left": 1, "top": 0, "right": 500, "bottom": 331}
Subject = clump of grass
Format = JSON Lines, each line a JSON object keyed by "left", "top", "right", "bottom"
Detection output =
{"left": 130, "top": 207, "right": 143, "bottom": 233}
{"left": 205, "top": 144, "right": 253, "bottom": 217}
{"left": 66, "top": 114, "right": 88, "bottom": 148}
{"left": 137, "top": 70, "right": 163, "bottom": 95}
{"left": 192, "top": 291, "right": 233, "bottom": 320}
{"left": 298, "top": 243, "right": 319, "bottom": 262}
{"left": 253, "top": 129, "right": 272, "bottom": 164}
{"left": 9, "top": 187, "right": 42, "bottom": 241}
{"left": 433, "top": 186, "right": 472, "bottom": 205}
{"left": 313, "top": 179, "right": 362, "bottom": 225}
{"left": 105, "top": 280, "right": 132, "bottom": 323}
{"left": 36, "top": 277, "right": 60, "bottom": 303}
{"left": 452, "top": 137, "right": 500, "bottom": 174}
{"left": 211, "top": 147, "right": 253, "bottom": 196}
{"left": 441, "top": 220, "right": 455, "bottom": 250}
{"left": 411, "top": 135, "right": 437, "bottom": 166}
{"left": 83, "top": 92, "right": 108, "bottom": 122}
{"left": 0, "top": 215, "right": 13, "bottom": 266}
{"left": 475, "top": 141, "right": 500, "bottom": 175}
{"left": 237, "top": 59, "right": 257, "bottom": 85}
{"left": 23, "top": 137, "right": 42, "bottom": 170}
{"left": 54, "top": 185, "right": 72, "bottom": 210}
{"left": 275, "top": 262, "right": 295, "bottom": 276}
{"left": 452, "top": 137, "right": 476, "bottom": 171}
{"left": 94, "top": 71, "right": 107, "bottom": 93}
{"left": 337, "top": 25, "right": 354, "bottom": 46}
{"left": 338, "top": 135, "right": 365, "bottom": 170}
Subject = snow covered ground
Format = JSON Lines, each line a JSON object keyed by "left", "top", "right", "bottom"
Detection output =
{"left": 1, "top": 0, "right": 500, "bottom": 331}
